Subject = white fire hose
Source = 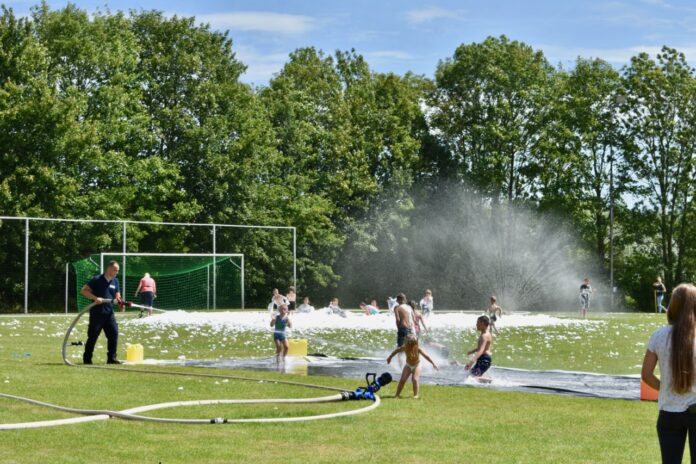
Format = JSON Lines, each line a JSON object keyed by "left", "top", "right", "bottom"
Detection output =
{"left": 1, "top": 301, "right": 383, "bottom": 429}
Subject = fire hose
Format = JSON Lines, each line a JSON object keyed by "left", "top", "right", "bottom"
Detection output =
{"left": 1, "top": 301, "right": 391, "bottom": 429}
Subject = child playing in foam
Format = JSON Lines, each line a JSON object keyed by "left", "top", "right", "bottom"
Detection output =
{"left": 323, "top": 297, "right": 347, "bottom": 317}
{"left": 387, "top": 334, "right": 438, "bottom": 399}
{"left": 420, "top": 289, "right": 434, "bottom": 318}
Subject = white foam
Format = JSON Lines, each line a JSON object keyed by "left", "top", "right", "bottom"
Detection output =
{"left": 124, "top": 311, "right": 590, "bottom": 331}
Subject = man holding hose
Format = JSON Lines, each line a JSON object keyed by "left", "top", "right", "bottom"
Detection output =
{"left": 80, "top": 260, "right": 122, "bottom": 365}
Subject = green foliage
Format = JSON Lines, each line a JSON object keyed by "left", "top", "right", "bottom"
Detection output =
{"left": 2, "top": 3, "right": 696, "bottom": 310}
{"left": 429, "top": 35, "right": 555, "bottom": 200}
{"left": 622, "top": 47, "right": 696, "bottom": 291}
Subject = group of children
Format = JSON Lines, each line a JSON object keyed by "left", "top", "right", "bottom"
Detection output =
{"left": 269, "top": 287, "right": 502, "bottom": 399}
{"left": 387, "top": 293, "right": 500, "bottom": 398}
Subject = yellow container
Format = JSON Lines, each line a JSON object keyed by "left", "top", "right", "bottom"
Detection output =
{"left": 126, "top": 343, "right": 144, "bottom": 363}
{"left": 287, "top": 339, "right": 308, "bottom": 357}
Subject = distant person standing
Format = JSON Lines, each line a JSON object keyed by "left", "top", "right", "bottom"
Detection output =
{"left": 268, "top": 288, "right": 288, "bottom": 314}
{"left": 653, "top": 277, "right": 667, "bottom": 313}
{"left": 134, "top": 272, "right": 157, "bottom": 317}
{"left": 287, "top": 286, "right": 297, "bottom": 311}
{"left": 420, "top": 289, "right": 434, "bottom": 318}
{"left": 580, "top": 278, "right": 593, "bottom": 318}
{"left": 80, "top": 260, "right": 122, "bottom": 365}
{"left": 486, "top": 296, "right": 503, "bottom": 335}
{"left": 410, "top": 300, "right": 428, "bottom": 338}
{"left": 641, "top": 283, "right": 696, "bottom": 463}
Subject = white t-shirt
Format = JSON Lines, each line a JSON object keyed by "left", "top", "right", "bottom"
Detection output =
{"left": 297, "top": 303, "right": 315, "bottom": 313}
{"left": 647, "top": 325, "right": 696, "bottom": 412}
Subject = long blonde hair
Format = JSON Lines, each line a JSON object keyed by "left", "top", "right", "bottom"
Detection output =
{"left": 669, "top": 283, "right": 696, "bottom": 394}
{"left": 403, "top": 334, "right": 420, "bottom": 362}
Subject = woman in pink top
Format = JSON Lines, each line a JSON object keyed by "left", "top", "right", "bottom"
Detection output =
{"left": 134, "top": 272, "right": 157, "bottom": 316}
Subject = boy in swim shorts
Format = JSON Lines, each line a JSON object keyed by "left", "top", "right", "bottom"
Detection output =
{"left": 465, "top": 315, "right": 493, "bottom": 379}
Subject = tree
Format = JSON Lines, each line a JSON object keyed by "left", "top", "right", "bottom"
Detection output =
{"left": 429, "top": 35, "right": 555, "bottom": 201}
{"left": 539, "top": 58, "right": 625, "bottom": 261}
{"left": 261, "top": 48, "right": 425, "bottom": 301}
{"left": 622, "top": 47, "right": 696, "bottom": 289}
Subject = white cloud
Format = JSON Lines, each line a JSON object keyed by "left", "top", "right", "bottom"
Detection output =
{"left": 364, "top": 50, "right": 416, "bottom": 60}
{"left": 197, "top": 11, "right": 317, "bottom": 35}
{"left": 405, "top": 7, "right": 462, "bottom": 24}
{"left": 234, "top": 45, "right": 289, "bottom": 85}
{"left": 539, "top": 44, "right": 696, "bottom": 65}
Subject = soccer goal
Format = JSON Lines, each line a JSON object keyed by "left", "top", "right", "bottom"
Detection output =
{"left": 71, "top": 253, "right": 244, "bottom": 311}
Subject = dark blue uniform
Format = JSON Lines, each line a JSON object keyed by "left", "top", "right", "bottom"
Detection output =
{"left": 83, "top": 274, "right": 120, "bottom": 364}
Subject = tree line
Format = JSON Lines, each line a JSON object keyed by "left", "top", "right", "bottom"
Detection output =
{"left": 1, "top": 4, "right": 694, "bottom": 311}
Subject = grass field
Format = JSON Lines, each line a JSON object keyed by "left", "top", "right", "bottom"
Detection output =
{"left": 0, "top": 311, "right": 679, "bottom": 463}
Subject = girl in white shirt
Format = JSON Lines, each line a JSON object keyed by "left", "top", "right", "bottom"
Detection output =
{"left": 642, "top": 283, "right": 696, "bottom": 463}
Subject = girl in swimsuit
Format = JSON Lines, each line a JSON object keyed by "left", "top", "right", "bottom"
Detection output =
{"left": 387, "top": 334, "right": 438, "bottom": 399}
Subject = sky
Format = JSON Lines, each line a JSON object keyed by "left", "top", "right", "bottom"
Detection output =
{"left": 9, "top": 0, "right": 696, "bottom": 85}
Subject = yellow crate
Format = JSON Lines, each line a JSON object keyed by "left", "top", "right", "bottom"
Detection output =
{"left": 126, "top": 343, "right": 144, "bottom": 363}
{"left": 287, "top": 339, "right": 308, "bottom": 357}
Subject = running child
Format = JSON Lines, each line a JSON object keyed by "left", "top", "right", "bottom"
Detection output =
{"left": 387, "top": 334, "right": 438, "bottom": 399}
{"left": 486, "top": 295, "right": 502, "bottom": 335}
{"left": 465, "top": 315, "right": 493, "bottom": 382}
{"left": 271, "top": 304, "right": 292, "bottom": 360}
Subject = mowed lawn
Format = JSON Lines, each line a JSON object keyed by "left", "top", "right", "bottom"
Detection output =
{"left": 0, "top": 311, "right": 676, "bottom": 463}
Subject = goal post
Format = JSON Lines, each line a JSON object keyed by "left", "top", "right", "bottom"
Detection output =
{"left": 71, "top": 253, "right": 244, "bottom": 311}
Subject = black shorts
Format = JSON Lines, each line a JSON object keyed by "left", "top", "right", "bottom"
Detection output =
{"left": 471, "top": 354, "right": 492, "bottom": 377}
{"left": 288, "top": 301, "right": 296, "bottom": 311}
{"left": 397, "top": 327, "right": 413, "bottom": 347}
{"left": 140, "top": 292, "right": 154, "bottom": 307}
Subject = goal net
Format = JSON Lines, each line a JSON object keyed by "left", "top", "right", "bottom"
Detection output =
{"left": 71, "top": 253, "right": 244, "bottom": 311}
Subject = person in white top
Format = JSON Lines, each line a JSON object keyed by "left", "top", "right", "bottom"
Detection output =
{"left": 420, "top": 289, "right": 434, "bottom": 318}
{"left": 296, "top": 296, "right": 315, "bottom": 313}
{"left": 268, "top": 288, "right": 289, "bottom": 314}
{"left": 325, "top": 297, "right": 346, "bottom": 317}
{"left": 642, "top": 283, "right": 696, "bottom": 463}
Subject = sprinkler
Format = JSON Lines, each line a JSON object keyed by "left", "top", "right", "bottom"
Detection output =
{"left": 342, "top": 373, "right": 392, "bottom": 401}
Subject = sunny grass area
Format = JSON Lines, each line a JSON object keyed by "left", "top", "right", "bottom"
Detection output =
{"left": 0, "top": 311, "right": 679, "bottom": 463}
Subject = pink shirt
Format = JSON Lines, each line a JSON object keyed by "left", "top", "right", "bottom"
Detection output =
{"left": 139, "top": 277, "right": 156, "bottom": 293}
